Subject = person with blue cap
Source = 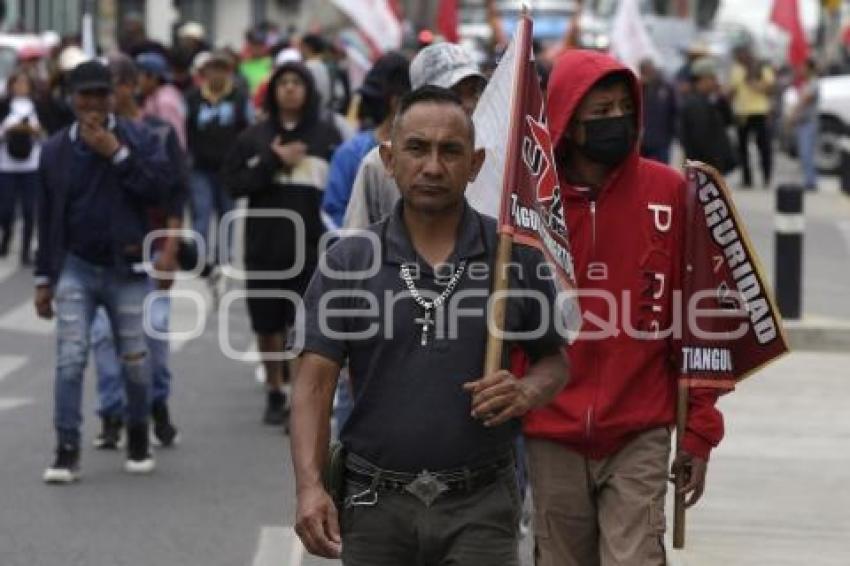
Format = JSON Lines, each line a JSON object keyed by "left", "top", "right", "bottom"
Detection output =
{"left": 136, "top": 51, "right": 187, "bottom": 150}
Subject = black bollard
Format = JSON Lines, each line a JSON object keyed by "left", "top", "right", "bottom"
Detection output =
{"left": 775, "top": 185, "right": 804, "bottom": 320}
{"left": 841, "top": 136, "right": 850, "bottom": 197}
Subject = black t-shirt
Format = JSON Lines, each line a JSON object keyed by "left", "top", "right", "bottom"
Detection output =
{"left": 299, "top": 201, "right": 566, "bottom": 472}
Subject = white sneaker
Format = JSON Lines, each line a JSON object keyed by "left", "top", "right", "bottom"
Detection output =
{"left": 43, "top": 446, "right": 80, "bottom": 484}
{"left": 125, "top": 456, "right": 156, "bottom": 474}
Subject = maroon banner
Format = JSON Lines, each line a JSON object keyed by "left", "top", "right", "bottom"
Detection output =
{"left": 681, "top": 163, "right": 789, "bottom": 388}
{"left": 497, "top": 16, "right": 578, "bottom": 309}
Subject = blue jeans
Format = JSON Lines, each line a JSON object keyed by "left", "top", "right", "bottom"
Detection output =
{"left": 0, "top": 171, "right": 37, "bottom": 255}
{"left": 189, "top": 169, "right": 234, "bottom": 266}
{"left": 53, "top": 254, "right": 150, "bottom": 447}
{"left": 92, "top": 277, "right": 172, "bottom": 418}
{"left": 796, "top": 118, "right": 818, "bottom": 190}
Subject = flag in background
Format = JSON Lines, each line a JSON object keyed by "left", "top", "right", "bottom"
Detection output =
{"left": 608, "top": 0, "right": 661, "bottom": 72}
{"left": 331, "top": 0, "right": 403, "bottom": 58}
{"left": 467, "top": 15, "right": 581, "bottom": 337}
{"left": 770, "top": 0, "right": 809, "bottom": 68}
{"left": 680, "top": 163, "right": 789, "bottom": 389}
{"left": 437, "top": 0, "right": 460, "bottom": 43}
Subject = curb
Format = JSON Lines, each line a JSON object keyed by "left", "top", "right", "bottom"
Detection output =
{"left": 783, "top": 318, "right": 850, "bottom": 352}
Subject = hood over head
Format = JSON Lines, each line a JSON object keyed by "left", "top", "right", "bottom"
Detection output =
{"left": 264, "top": 61, "right": 320, "bottom": 131}
{"left": 546, "top": 50, "right": 643, "bottom": 186}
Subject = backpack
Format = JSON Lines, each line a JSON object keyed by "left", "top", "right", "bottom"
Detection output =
{"left": 6, "top": 124, "right": 33, "bottom": 160}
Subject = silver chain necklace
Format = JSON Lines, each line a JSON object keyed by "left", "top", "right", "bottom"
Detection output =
{"left": 400, "top": 260, "right": 467, "bottom": 346}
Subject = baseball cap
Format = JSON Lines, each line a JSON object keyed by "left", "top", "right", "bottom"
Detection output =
{"left": 58, "top": 45, "right": 89, "bottom": 73}
{"left": 68, "top": 60, "right": 113, "bottom": 93}
{"left": 409, "top": 42, "right": 485, "bottom": 90}
{"left": 178, "top": 21, "right": 206, "bottom": 41}
{"left": 274, "top": 47, "right": 302, "bottom": 67}
{"left": 690, "top": 57, "right": 718, "bottom": 79}
{"left": 135, "top": 51, "right": 170, "bottom": 79}
{"left": 358, "top": 51, "right": 410, "bottom": 98}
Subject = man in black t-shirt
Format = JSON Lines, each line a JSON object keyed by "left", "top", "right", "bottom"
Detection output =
{"left": 289, "top": 86, "right": 570, "bottom": 564}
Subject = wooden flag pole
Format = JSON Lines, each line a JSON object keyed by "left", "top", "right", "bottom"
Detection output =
{"left": 484, "top": 233, "right": 515, "bottom": 375}
{"left": 673, "top": 373, "right": 689, "bottom": 547}
{"left": 483, "top": 8, "right": 531, "bottom": 375}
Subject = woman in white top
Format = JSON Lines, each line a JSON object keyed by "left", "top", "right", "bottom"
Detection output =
{"left": 0, "top": 70, "right": 44, "bottom": 264}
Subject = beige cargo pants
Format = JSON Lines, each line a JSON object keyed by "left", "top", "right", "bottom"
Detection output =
{"left": 527, "top": 427, "right": 671, "bottom": 566}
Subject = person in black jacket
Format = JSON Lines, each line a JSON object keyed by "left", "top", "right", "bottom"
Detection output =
{"left": 639, "top": 59, "right": 677, "bottom": 164}
{"left": 679, "top": 57, "right": 737, "bottom": 175}
{"left": 222, "top": 62, "right": 343, "bottom": 427}
{"left": 34, "top": 61, "right": 171, "bottom": 483}
{"left": 185, "top": 50, "right": 252, "bottom": 284}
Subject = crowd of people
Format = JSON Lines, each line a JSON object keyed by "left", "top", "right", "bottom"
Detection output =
{"left": 640, "top": 36, "right": 822, "bottom": 192}
{"left": 0, "top": 11, "right": 820, "bottom": 565}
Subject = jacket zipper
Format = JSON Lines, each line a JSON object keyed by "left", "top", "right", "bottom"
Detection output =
{"left": 585, "top": 195, "right": 599, "bottom": 443}
{"left": 589, "top": 200, "right": 598, "bottom": 252}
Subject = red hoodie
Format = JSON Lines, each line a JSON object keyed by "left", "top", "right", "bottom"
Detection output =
{"left": 522, "top": 50, "right": 724, "bottom": 460}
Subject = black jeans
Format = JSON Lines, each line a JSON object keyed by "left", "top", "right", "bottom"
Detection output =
{"left": 340, "top": 469, "right": 521, "bottom": 566}
{"left": 736, "top": 114, "right": 773, "bottom": 187}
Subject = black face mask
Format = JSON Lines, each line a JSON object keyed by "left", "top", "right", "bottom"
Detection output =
{"left": 577, "top": 115, "right": 636, "bottom": 166}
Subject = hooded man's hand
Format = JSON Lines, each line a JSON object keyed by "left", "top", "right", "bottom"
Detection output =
{"left": 271, "top": 137, "right": 307, "bottom": 167}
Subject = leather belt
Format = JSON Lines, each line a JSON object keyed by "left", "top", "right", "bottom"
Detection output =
{"left": 344, "top": 451, "right": 514, "bottom": 506}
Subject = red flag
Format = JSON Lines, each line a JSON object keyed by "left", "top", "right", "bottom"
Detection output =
{"left": 679, "top": 163, "right": 789, "bottom": 389}
{"left": 770, "top": 0, "right": 809, "bottom": 68}
{"left": 495, "top": 15, "right": 580, "bottom": 334}
{"left": 437, "top": 0, "right": 460, "bottom": 43}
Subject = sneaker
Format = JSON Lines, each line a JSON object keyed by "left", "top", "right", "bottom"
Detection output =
{"left": 263, "top": 390, "right": 287, "bottom": 426}
{"left": 125, "top": 425, "right": 156, "bottom": 474}
{"left": 93, "top": 415, "right": 123, "bottom": 450}
{"left": 43, "top": 445, "right": 80, "bottom": 484}
{"left": 151, "top": 401, "right": 179, "bottom": 448}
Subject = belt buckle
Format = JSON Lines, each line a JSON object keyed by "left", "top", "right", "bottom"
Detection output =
{"left": 405, "top": 470, "right": 448, "bottom": 507}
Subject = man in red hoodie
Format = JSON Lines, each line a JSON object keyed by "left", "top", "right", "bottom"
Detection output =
{"left": 523, "top": 50, "right": 724, "bottom": 565}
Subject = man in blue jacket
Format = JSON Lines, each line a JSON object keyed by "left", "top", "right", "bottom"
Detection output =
{"left": 34, "top": 60, "right": 171, "bottom": 483}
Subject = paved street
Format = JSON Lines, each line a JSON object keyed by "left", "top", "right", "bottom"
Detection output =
{"left": 0, "top": 154, "right": 848, "bottom": 566}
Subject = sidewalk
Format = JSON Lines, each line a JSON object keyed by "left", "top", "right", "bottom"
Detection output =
{"left": 667, "top": 351, "right": 850, "bottom": 566}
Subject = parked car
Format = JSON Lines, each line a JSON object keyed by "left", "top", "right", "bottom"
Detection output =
{"left": 782, "top": 73, "right": 850, "bottom": 175}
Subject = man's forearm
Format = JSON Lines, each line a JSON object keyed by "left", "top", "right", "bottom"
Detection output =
{"left": 290, "top": 355, "right": 340, "bottom": 494}
{"left": 523, "top": 352, "right": 569, "bottom": 408}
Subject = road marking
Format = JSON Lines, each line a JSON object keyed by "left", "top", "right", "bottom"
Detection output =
{"left": 0, "top": 397, "right": 33, "bottom": 412}
{"left": 251, "top": 526, "right": 304, "bottom": 566}
{"left": 0, "top": 300, "right": 53, "bottom": 335}
{"left": 0, "top": 355, "right": 28, "bottom": 382}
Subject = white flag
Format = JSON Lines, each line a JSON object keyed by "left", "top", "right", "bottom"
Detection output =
{"left": 466, "top": 39, "right": 517, "bottom": 219}
{"left": 331, "top": 0, "right": 402, "bottom": 55}
{"left": 609, "top": 0, "right": 661, "bottom": 72}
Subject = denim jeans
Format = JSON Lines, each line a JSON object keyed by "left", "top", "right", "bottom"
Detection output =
{"left": 796, "top": 118, "right": 818, "bottom": 190}
{"left": 53, "top": 254, "right": 150, "bottom": 447}
{"left": 189, "top": 169, "right": 234, "bottom": 267}
{"left": 91, "top": 277, "right": 171, "bottom": 418}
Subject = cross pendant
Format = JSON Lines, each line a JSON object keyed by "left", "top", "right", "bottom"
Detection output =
{"left": 415, "top": 308, "right": 435, "bottom": 346}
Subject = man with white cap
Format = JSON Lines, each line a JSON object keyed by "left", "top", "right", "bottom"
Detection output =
{"left": 177, "top": 21, "right": 209, "bottom": 60}
{"left": 342, "top": 42, "right": 486, "bottom": 231}
{"left": 185, "top": 49, "right": 252, "bottom": 282}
